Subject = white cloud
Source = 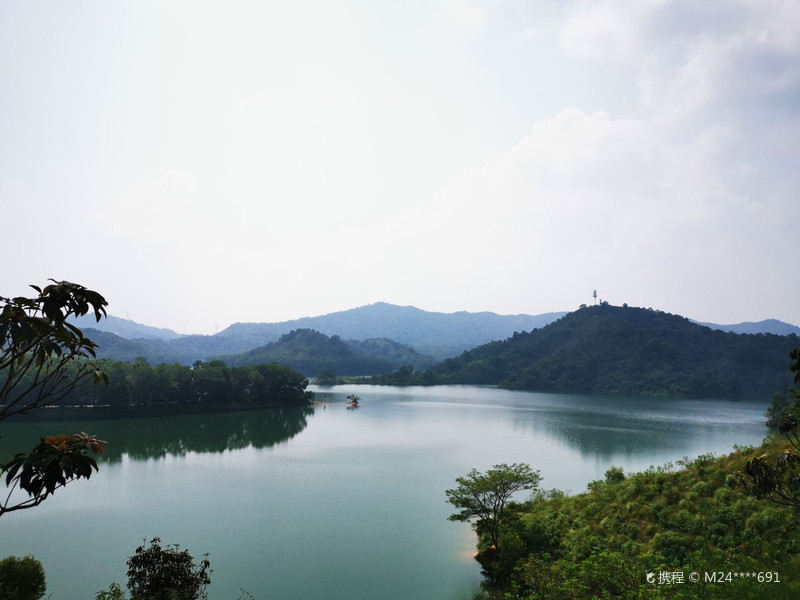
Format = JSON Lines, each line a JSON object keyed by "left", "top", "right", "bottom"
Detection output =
{"left": 559, "top": 0, "right": 655, "bottom": 60}
{"left": 411, "top": 106, "right": 789, "bottom": 318}
{"left": 558, "top": 0, "right": 800, "bottom": 130}
{"left": 442, "top": 0, "right": 487, "bottom": 30}
{"left": 102, "top": 170, "right": 202, "bottom": 242}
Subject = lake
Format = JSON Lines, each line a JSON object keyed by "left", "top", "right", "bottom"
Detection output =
{"left": 0, "top": 385, "right": 769, "bottom": 599}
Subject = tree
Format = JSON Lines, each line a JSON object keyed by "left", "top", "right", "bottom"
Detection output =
{"left": 446, "top": 463, "right": 541, "bottom": 549}
{"left": 0, "top": 280, "right": 108, "bottom": 419}
{"left": 94, "top": 583, "right": 125, "bottom": 600}
{"left": 316, "top": 368, "right": 337, "bottom": 385}
{"left": 0, "top": 280, "right": 108, "bottom": 516}
{"left": 0, "top": 555, "right": 47, "bottom": 600}
{"left": 126, "top": 538, "right": 211, "bottom": 600}
{"left": 739, "top": 346, "right": 800, "bottom": 509}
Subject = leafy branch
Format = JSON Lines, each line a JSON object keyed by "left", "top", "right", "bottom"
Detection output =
{"left": 0, "top": 280, "right": 108, "bottom": 420}
{"left": 0, "top": 432, "right": 106, "bottom": 516}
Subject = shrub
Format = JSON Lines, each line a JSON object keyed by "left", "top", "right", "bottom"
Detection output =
{"left": 604, "top": 465, "right": 626, "bottom": 483}
{"left": 127, "top": 538, "right": 211, "bottom": 600}
{"left": 0, "top": 555, "right": 46, "bottom": 600}
{"left": 95, "top": 583, "right": 125, "bottom": 600}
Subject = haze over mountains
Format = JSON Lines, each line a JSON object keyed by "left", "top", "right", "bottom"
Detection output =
{"left": 693, "top": 319, "right": 800, "bottom": 337}
{"left": 72, "top": 302, "right": 568, "bottom": 364}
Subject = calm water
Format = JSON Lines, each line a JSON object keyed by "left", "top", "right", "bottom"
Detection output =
{"left": 0, "top": 385, "right": 768, "bottom": 599}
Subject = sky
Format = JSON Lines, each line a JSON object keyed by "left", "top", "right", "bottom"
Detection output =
{"left": 1, "top": 0, "right": 798, "bottom": 335}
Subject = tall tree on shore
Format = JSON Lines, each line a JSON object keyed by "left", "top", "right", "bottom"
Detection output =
{"left": 446, "top": 463, "right": 541, "bottom": 550}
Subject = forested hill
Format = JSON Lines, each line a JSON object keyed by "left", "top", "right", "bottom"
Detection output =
{"left": 215, "top": 329, "right": 436, "bottom": 376}
{"left": 416, "top": 304, "right": 798, "bottom": 398}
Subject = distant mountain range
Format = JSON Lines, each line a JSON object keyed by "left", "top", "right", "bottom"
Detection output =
{"left": 693, "top": 318, "right": 800, "bottom": 337}
{"left": 72, "top": 305, "right": 800, "bottom": 347}
{"left": 71, "top": 314, "right": 183, "bottom": 340}
{"left": 73, "top": 303, "right": 567, "bottom": 366}
{"left": 71, "top": 303, "right": 800, "bottom": 396}
{"left": 211, "top": 302, "right": 566, "bottom": 359}
{"left": 402, "top": 304, "right": 799, "bottom": 399}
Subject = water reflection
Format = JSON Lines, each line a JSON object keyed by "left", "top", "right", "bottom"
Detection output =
{"left": 0, "top": 405, "right": 314, "bottom": 463}
{"left": 504, "top": 398, "right": 765, "bottom": 459}
{"left": 309, "top": 384, "right": 767, "bottom": 462}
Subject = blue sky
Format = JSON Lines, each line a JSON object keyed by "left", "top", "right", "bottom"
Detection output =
{"left": 2, "top": 0, "right": 798, "bottom": 334}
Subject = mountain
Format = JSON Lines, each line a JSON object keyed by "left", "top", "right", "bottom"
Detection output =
{"left": 216, "top": 303, "right": 567, "bottom": 360}
{"left": 79, "top": 329, "right": 196, "bottom": 364}
{"left": 70, "top": 314, "right": 182, "bottom": 340}
{"left": 217, "top": 329, "right": 433, "bottom": 376}
{"left": 82, "top": 303, "right": 566, "bottom": 365}
{"left": 406, "top": 304, "right": 798, "bottom": 399}
{"left": 695, "top": 318, "right": 800, "bottom": 337}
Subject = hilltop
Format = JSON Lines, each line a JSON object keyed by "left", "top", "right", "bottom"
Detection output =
{"left": 388, "top": 304, "right": 798, "bottom": 398}
{"left": 216, "top": 329, "right": 436, "bottom": 376}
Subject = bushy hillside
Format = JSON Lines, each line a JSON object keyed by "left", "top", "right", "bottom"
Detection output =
{"left": 344, "top": 337, "right": 437, "bottom": 371}
{"left": 476, "top": 439, "right": 800, "bottom": 599}
{"left": 421, "top": 304, "right": 798, "bottom": 398}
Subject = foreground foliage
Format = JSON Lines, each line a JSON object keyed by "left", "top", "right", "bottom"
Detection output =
{"left": 459, "top": 443, "right": 800, "bottom": 599}
{"left": 740, "top": 346, "right": 800, "bottom": 508}
{"left": 1, "top": 280, "right": 107, "bottom": 419}
{"left": 0, "top": 281, "right": 108, "bottom": 516}
{"left": 1, "top": 432, "right": 106, "bottom": 516}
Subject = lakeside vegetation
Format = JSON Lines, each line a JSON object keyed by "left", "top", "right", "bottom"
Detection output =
{"left": 18, "top": 358, "right": 315, "bottom": 416}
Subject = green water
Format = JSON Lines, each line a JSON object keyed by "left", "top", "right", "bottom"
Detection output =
{"left": 0, "top": 385, "right": 768, "bottom": 599}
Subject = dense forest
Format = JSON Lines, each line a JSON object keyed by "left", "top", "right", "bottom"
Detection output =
{"left": 9, "top": 358, "right": 313, "bottom": 417}
{"left": 470, "top": 437, "right": 800, "bottom": 599}
{"left": 375, "top": 304, "right": 798, "bottom": 398}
